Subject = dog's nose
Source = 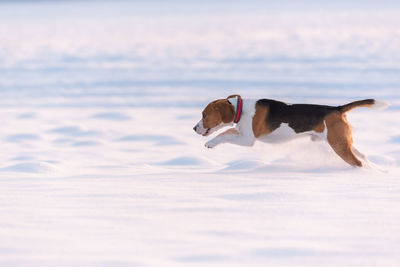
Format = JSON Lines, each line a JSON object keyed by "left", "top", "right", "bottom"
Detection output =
{"left": 193, "top": 125, "right": 198, "bottom": 132}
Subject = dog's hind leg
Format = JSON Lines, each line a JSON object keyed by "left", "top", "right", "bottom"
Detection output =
{"left": 325, "top": 112, "right": 362, "bottom": 167}
{"left": 352, "top": 146, "right": 379, "bottom": 170}
{"left": 352, "top": 146, "right": 367, "bottom": 160}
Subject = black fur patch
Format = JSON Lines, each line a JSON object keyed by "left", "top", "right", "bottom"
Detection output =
{"left": 256, "top": 99, "right": 337, "bottom": 133}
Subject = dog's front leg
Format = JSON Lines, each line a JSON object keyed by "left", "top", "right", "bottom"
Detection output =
{"left": 205, "top": 128, "right": 255, "bottom": 148}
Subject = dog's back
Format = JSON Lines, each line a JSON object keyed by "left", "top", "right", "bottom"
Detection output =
{"left": 256, "top": 99, "right": 337, "bottom": 134}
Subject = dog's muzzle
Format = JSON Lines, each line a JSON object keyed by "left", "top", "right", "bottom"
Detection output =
{"left": 193, "top": 120, "right": 210, "bottom": 136}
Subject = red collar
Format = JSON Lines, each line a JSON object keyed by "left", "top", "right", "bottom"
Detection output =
{"left": 233, "top": 96, "right": 243, "bottom": 123}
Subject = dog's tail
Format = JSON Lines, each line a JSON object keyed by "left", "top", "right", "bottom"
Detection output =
{"left": 338, "top": 99, "right": 389, "bottom": 113}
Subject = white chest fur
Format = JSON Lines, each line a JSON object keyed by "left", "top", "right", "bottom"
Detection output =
{"left": 235, "top": 98, "right": 257, "bottom": 137}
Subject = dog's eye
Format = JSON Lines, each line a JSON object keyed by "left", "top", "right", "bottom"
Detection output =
{"left": 202, "top": 113, "right": 206, "bottom": 119}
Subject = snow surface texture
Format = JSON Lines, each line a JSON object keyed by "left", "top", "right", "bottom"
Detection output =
{"left": 1, "top": 1, "right": 400, "bottom": 266}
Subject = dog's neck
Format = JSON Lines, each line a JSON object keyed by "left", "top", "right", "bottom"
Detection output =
{"left": 227, "top": 96, "right": 243, "bottom": 123}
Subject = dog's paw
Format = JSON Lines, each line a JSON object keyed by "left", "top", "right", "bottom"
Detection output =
{"left": 205, "top": 139, "right": 219, "bottom": 149}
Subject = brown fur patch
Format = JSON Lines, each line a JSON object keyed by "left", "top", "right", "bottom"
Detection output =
{"left": 202, "top": 99, "right": 235, "bottom": 129}
{"left": 325, "top": 112, "right": 362, "bottom": 167}
{"left": 313, "top": 121, "right": 325, "bottom": 133}
{"left": 252, "top": 104, "right": 272, "bottom": 138}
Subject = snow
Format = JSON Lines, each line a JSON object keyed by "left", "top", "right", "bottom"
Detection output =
{"left": 0, "top": 1, "right": 399, "bottom": 266}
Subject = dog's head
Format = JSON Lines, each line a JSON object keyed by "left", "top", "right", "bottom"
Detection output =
{"left": 193, "top": 95, "right": 238, "bottom": 136}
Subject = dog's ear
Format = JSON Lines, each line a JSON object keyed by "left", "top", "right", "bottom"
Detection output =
{"left": 217, "top": 100, "right": 235, "bottom": 123}
{"left": 226, "top": 94, "right": 241, "bottom": 99}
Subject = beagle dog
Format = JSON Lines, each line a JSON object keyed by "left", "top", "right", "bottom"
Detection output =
{"left": 193, "top": 95, "right": 388, "bottom": 167}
